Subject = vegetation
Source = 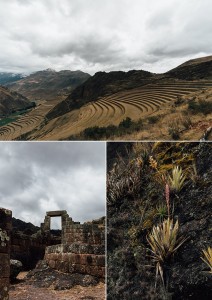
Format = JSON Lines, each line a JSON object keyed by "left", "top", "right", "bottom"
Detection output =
{"left": 188, "top": 99, "right": 212, "bottom": 115}
{"left": 201, "top": 247, "right": 212, "bottom": 274}
{"left": 147, "top": 218, "right": 187, "bottom": 286}
{"left": 168, "top": 166, "right": 186, "bottom": 192}
{"left": 147, "top": 115, "right": 161, "bottom": 124}
{"left": 83, "top": 117, "right": 143, "bottom": 140}
{"left": 168, "top": 120, "right": 181, "bottom": 140}
{"left": 107, "top": 142, "right": 212, "bottom": 299}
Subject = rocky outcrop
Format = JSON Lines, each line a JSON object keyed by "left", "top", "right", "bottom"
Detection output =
{"left": 107, "top": 142, "right": 212, "bottom": 300}
{"left": 26, "top": 260, "right": 100, "bottom": 290}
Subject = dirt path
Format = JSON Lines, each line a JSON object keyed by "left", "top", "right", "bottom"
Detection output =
{"left": 10, "top": 273, "right": 105, "bottom": 300}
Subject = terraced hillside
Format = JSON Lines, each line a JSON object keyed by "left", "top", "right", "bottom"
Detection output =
{"left": 0, "top": 56, "right": 211, "bottom": 140}
{"left": 0, "top": 99, "right": 59, "bottom": 140}
{"left": 0, "top": 80, "right": 211, "bottom": 141}
{"left": 26, "top": 79, "right": 211, "bottom": 140}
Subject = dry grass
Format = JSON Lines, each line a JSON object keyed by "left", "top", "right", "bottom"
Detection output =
{"left": 1, "top": 83, "right": 211, "bottom": 140}
{"left": 201, "top": 247, "right": 212, "bottom": 273}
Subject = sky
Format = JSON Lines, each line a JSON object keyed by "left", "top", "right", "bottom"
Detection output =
{"left": 0, "top": 142, "right": 106, "bottom": 228}
{"left": 0, "top": 0, "right": 211, "bottom": 75}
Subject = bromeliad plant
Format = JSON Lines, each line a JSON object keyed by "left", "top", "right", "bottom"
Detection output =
{"left": 147, "top": 218, "right": 187, "bottom": 287}
{"left": 201, "top": 247, "right": 212, "bottom": 274}
{"left": 168, "top": 166, "right": 186, "bottom": 192}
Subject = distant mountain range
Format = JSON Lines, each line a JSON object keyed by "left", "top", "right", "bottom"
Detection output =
{"left": 0, "top": 72, "right": 25, "bottom": 85}
{"left": 3, "top": 69, "right": 90, "bottom": 101}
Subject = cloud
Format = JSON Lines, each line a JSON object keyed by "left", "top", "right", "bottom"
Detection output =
{"left": 0, "top": 0, "right": 211, "bottom": 74}
{"left": 0, "top": 142, "right": 106, "bottom": 228}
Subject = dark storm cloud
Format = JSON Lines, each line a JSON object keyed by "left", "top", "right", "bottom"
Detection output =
{"left": 0, "top": 142, "right": 106, "bottom": 227}
{"left": 0, "top": 0, "right": 211, "bottom": 74}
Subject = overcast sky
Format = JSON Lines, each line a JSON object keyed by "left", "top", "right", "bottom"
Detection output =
{"left": 0, "top": 0, "right": 211, "bottom": 75}
{"left": 0, "top": 142, "right": 106, "bottom": 228}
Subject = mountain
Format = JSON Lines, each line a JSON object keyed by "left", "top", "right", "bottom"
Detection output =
{"left": 0, "top": 55, "right": 211, "bottom": 141}
{"left": 46, "top": 56, "right": 212, "bottom": 122}
{"left": 7, "top": 69, "right": 90, "bottom": 101}
{"left": 0, "top": 72, "right": 24, "bottom": 85}
{"left": 0, "top": 86, "right": 35, "bottom": 116}
{"left": 167, "top": 55, "right": 212, "bottom": 80}
{"left": 46, "top": 69, "right": 154, "bottom": 120}
{"left": 12, "top": 217, "right": 40, "bottom": 235}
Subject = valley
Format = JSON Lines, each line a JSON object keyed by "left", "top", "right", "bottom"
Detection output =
{"left": 0, "top": 56, "right": 211, "bottom": 141}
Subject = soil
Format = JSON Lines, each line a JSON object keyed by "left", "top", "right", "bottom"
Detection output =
{"left": 10, "top": 272, "right": 105, "bottom": 300}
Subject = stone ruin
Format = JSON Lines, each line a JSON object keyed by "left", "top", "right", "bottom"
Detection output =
{"left": 41, "top": 210, "right": 105, "bottom": 278}
{"left": 0, "top": 208, "right": 12, "bottom": 300}
{"left": 0, "top": 208, "right": 105, "bottom": 299}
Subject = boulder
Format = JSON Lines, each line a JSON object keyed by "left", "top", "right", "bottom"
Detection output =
{"left": 10, "top": 259, "right": 22, "bottom": 280}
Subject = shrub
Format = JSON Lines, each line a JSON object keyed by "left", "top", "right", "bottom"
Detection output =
{"left": 148, "top": 115, "right": 160, "bottom": 124}
{"left": 168, "top": 120, "right": 181, "bottom": 140}
{"left": 119, "top": 117, "right": 133, "bottom": 128}
{"left": 83, "top": 126, "right": 106, "bottom": 139}
{"left": 188, "top": 99, "right": 212, "bottom": 115}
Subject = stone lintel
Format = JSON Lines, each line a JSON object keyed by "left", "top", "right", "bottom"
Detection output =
{"left": 46, "top": 210, "right": 67, "bottom": 217}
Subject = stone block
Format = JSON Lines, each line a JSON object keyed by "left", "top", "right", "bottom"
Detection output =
{"left": 69, "top": 263, "right": 77, "bottom": 273}
{"left": 0, "top": 277, "right": 9, "bottom": 300}
{"left": 97, "top": 255, "right": 105, "bottom": 267}
{"left": 99, "top": 267, "right": 106, "bottom": 278}
{"left": 59, "top": 261, "right": 69, "bottom": 273}
{"left": 0, "top": 254, "right": 10, "bottom": 277}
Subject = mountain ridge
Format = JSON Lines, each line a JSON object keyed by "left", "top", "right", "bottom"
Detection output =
{"left": 6, "top": 69, "right": 91, "bottom": 101}
{"left": 46, "top": 55, "right": 212, "bottom": 121}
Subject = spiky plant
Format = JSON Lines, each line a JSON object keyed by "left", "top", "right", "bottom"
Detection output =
{"left": 168, "top": 166, "right": 186, "bottom": 192}
{"left": 147, "top": 218, "right": 187, "bottom": 286}
{"left": 201, "top": 247, "right": 212, "bottom": 274}
{"left": 155, "top": 204, "right": 167, "bottom": 221}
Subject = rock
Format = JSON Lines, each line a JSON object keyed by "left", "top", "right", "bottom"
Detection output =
{"left": 26, "top": 260, "right": 100, "bottom": 290}
{"left": 10, "top": 259, "right": 23, "bottom": 280}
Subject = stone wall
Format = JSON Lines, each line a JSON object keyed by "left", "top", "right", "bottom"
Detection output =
{"left": 43, "top": 211, "right": 105, "bottom": 278}
{"left": 0, "top": 208, "right": 12, "bottom": 300}
{"left": 11, "top": 233, "right": 45, "bottom": 270}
